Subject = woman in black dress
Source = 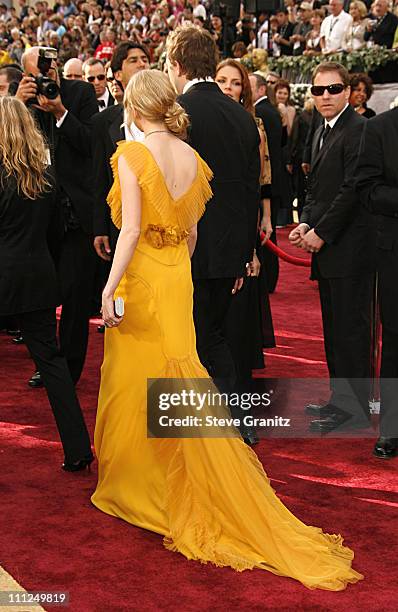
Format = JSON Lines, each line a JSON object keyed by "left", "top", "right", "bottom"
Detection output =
{"left": 215, "top": 60, "right": 275, "bottom": 428}
{"left": 0, "top": 96, "right": 92, "bottom": 471}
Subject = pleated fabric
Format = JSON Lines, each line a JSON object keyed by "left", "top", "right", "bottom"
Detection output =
{"left": 92, "top": 141, "right": 363, "bottom": 591}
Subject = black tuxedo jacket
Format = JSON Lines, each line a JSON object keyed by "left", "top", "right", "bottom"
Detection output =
{"left": 301, "top": 105, "right": 373, "bottom": 279}
{"left": 91, "top": 103, "right": 124, "bottom": 240}
{"left": 364, "top": 12, "right": 398, "bottom": 48}
{"left": 0, "top": 170, "right": 58, "bottom": 315}
{"left": 254, "top": 98, "right": 283, "bottom": 199}
{"left": 179, "top": 82, "right": 260, "bottom": 279}
{"left": 34, "top": 78, "right": 98, "bottom": 235}
{"left": 356, "top": 108, "right": 398, "bottom": 326}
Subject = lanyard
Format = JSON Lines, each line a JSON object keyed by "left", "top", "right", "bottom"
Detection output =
{"left": 329, "top": 17, "right": 339, "bottom": 36}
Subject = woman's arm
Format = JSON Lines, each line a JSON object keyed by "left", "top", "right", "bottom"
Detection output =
{"left": 102, "top": 154, "right": 142, "bottom": 327}
{"left": 187, "top": 224, "right": 197, "bottom": 258}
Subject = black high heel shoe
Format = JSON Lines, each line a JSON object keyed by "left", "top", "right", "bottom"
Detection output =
{"left": 62, "top": 454, "right": 94, "bottom": 472}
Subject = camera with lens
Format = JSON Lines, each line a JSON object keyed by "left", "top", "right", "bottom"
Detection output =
{"left": 31, "top": 47, "right": 60, "bottom": 100}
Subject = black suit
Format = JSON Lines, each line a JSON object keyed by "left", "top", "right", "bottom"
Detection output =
{"left": 34, "top": 78, "right": 98, "bottom": 383}
{"left": 254, "top": 97, "right": 283, "bottom": 292}
{"left": 356, "top": 108, "right": 398, "bottom": 438}
{"left": 179, "top": 82, "right": 260, "bottom": 388}
{"left": 91, "top": 103, "right": 124, "bottom": 249}
{"left": 301, "top": 105, "right": 373, "bottom": 419}
{"left": 0, "top": 171, "right": 91, "bottom": 463}
{"left": 364, "top": 11, "right": 398, "bottom": 48}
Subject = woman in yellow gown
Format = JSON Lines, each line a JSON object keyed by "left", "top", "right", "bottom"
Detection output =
{"left": 92, "top": 70, "right": 363, "bottom": 591}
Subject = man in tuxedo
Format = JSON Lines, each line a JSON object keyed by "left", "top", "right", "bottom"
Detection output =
{"left": 83, "top": 58, "right": 114, "bottom": 112}
{"left": 356, "top": 109, "right": 398, "bottom": 459}
{"left": 249, "top": 72, "right": 283, "bottom": 293}
{"left": 166, "top": 25, "right": 260, "bottom": 396}
{"left": 289, "top": 62, "right": 374, "bottom": 433}
{"left": 92, "top": 42, "right": 150, "bottom": 262}
{"left": 16, "top": 46, "right": 98, "bottom": 386}
{"left": 364, "top": 0, "right": 398, "bottom": 49}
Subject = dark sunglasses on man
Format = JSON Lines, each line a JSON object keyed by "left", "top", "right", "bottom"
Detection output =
{"left": 87, "top": 74, "right": 106, "bottom": 83}
{"left": 311, "top": 83, "right": 345, "bottom": 96}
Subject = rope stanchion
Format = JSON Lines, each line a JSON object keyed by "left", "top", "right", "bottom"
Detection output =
{"left": 262, "top": 236, "right": 311, "bottom": 268}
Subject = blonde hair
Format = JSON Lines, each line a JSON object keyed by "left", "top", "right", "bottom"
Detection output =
{"left": 124, "top": 69, "right": 189, "bottom": 139}
{"left": 0, "top": 97, "right": 51, "bottom": 200}
{"left": 349, "top": 1, "right": 368, "bottom": 18}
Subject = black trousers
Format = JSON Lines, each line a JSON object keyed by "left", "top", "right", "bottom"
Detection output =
{"left": 317, "top": 272, "right": 373, "bottom": 420}
{"left": 57, "top": 227, "right": 96, "bottom": 384}
{"left": 378, "top": 244, "right": 398, "bottom": 438}
{"left": 193, "top": 278, "right": 236, "bottom": 393}
{"left": 18, "top": 308, "right": 92, "bottom": 462}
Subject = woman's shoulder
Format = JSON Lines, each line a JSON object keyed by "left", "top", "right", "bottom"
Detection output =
{"left": 111, "top": 141, "right": 150, "bottom": 181}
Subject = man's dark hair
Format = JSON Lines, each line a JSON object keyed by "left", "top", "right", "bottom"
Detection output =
{"left": 349, "top": 72, "right": 374, "bottom": 100}
{"left": 110, "top": 42, "right": 150, "bottom": 73}
{"left": 83, "top": 57, "right": 104, "bottom": 70}
{"left": 312, "top": 62, "right": 350, "bottom": 87}
{"left": 251, "top": 72, "right": 267, "bottom": 91}
{"left": 0, "top": 65, "right": 23, "bottom": 94}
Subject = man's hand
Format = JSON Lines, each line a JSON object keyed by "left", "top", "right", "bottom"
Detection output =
{"left": 301, "top": 228, "right": 325, "bottom": 253}
{"left": 301, "top": 162, "right": 311, "bottom": 175}
{"left": 15, "top": 76, "right": 37, "bottom": 103}
{"left": 248, "top": 252, "right": 261, "bottom": 277}
{"left": 232, "top": 277, "right": 244, "bottom": 294}
{"left": 289, "top": 223, "right": 309, "bottom": 247}
{"left": 286, "top": 163, "right": 293, "bottom": 174}
{"left": 94, "top": 235, "right": 112, "bottom": 261}
{"left": 37, "top": 94, "right": 67, "bottom": 121}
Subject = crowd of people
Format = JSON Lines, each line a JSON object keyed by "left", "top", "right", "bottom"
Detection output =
{"left": 0, "top": 5, "right": 396, "bottom": 458}
{"left": 1, "top": 0, "right": 398, "bottom": 70}
{"left": 1, "top": 6, "right": 398, "bottom": 590}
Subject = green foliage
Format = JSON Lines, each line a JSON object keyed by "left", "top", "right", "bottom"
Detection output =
{"left": 268, "top": 48, "right": 398, "bottom": 82}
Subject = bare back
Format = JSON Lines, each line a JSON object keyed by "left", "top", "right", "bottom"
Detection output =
{"left": 143, "top": 135, "right": 198, "bottom": 201}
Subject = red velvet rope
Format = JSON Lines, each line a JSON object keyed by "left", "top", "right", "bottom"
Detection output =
{"left": 261, "top": 235, "right": 311, "bottom": 267}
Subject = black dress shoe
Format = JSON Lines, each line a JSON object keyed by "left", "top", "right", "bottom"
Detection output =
{"left": 309, "top": 414, "right": 371, "bottom": 434}
{"left": 62, "top": 454, "right": 94, "bottom": 472}
{"left": 6, "top": 329, "right": 21, "bottom": 336}
{"left": 241, "top": 428, "right": 259, "bottom": 446}
{"left": 305, "top": 403, "right": 340, "bottom": 417}
{"left": 28, "top": 371, "right": 44, "bottom": 388}
{"left": 97, "top": 325, "right": 105, "bottom": 333}
{"left": 12, "top": 335, "right": 24, "bottom": 344}
{"left": 373, "top": 437, "right": 398, "bottom": 459}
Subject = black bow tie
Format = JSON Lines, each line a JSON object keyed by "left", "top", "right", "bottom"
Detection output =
{"left": 98, "top": 99, "right": 106, "bottom": 109}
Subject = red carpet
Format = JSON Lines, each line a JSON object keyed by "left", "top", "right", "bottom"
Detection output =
{"left": 1, "top": 229, "right": 397, "bottom": 610}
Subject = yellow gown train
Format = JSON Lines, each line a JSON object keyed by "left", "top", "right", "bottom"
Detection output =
{"left": 91, "top": 141, "right": 363, "bottom": 591}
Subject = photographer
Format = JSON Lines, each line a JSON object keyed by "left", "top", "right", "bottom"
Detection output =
{"left": 15, "top": 46, "right": 98, "bottom": 388}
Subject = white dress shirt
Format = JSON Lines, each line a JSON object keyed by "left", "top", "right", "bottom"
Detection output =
{"left": 254, "top": 95, "right": 268, "bottom": 106}
{"left": 320, "top": 11, "right": 353, "bottom": 53}
{"left": 182, "top": 77, "right": 214, "bottom": 95}
{"left": 122, "top": 113, "right": 144, "bottom": 142}
{"left": 97, "top": 88, "right": 110, "bottom": 112}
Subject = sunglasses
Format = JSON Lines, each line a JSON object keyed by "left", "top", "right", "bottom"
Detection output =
{"left": 87, "top": 74, "right": 106, "bottom": 83}
{"left": 311, "top": 83, "right": 345, "bottom": 96}
{"left": 106, "top": 76, "right": 115, "bottom": 82}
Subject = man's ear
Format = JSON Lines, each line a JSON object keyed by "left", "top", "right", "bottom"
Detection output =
{"left": 114, "top": 69, "right": 122, "bottom": 83}
{"left": 175, "top": 60, "right": 184, "bottom": 78}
